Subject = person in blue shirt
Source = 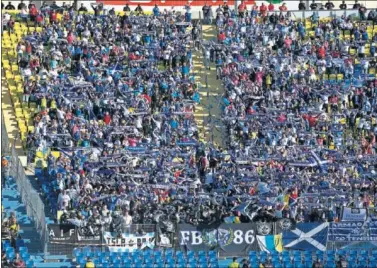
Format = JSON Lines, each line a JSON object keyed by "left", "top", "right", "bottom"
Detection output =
{"left": 181, "top": 62, "right": 190, "bottom": 78}
{"left": 153, "top": 5, "right": 160, "bottom": 17}
{"left": 170, "top": 118, "right": 178, "bottom": 129}
{"left": 216, "top": 56, "right": 223, "bottom": 80}
{"left": 361, "top": 30, "right": 368, "bottom": 41}
{"left": 297, "top": 22, "right": 306, "bottom": 39}
{"left": 353, "top": 28, "right": 360, "bottom": 40}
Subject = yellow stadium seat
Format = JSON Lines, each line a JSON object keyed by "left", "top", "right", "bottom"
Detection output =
{"left": 349, "top": 48, "right": 356, "bottom": 56}
{"left": 51, "top": 151, "right": 61, "bottom": 159}
{"left": 329, "top": 74, "right": 336, "bottom": 81}
{"left": 337, "top": 74, "right": 344, "bottom": 81}
{"left": 36, "top": 151, "right": 44, "bottom": 159}
{"left": 323, "top": 74, "right": 329, "bottom": 81}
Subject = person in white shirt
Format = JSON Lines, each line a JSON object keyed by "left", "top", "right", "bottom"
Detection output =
{"left": 122, "top": 210, "right": 133, "bottom": 233}
{"left": 58, "top": 190, "right": 71, "bottom": 210}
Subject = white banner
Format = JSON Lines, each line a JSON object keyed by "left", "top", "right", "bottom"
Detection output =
{"left": 341, "top": 207, "right": 367, "bottom": 222}
{"left": 103, "top": 232, "right": 155, "bottom": 252}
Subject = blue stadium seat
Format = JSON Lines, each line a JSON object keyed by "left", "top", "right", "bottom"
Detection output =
{"left": 357, "top": 263, "right": 367, "bottom": 268}
{"left": 249, "top": 251, "right": 257, "bottom": 257}
{"left": 336, "top": 250, "right": 347, "bottom": 257}
{"left": 271, "top": 251, "right": 280, "bottom": 258}
{"left": 305, "top": 261, "right": 313, "bottom": 267}
{"left": 260, "top": 251, "right": 267, "bottom": 258}
{"left": 326, "top": 261, "right": 336, "bottom": 268}
{"left": 164, "top": 262, "right": 174, "bottom": 268}
{"left": 282, "top": 256, "right": 291, "bottom": 262}
{"left": 326, "top": 255, "right": 335, "bottom": 262}
{"left": 73, "top": 248, "right": 81, "bottom": 259}
{"left": 21, "top": 252, "right": 30, "bottom": 261}
{"left": 144, "top": 261, "right": 153, "bottom": 268}
{"left": 187, "top": 251, "right": 195, "bottom": 259}
{"left": 6, "top": 251, "right": 15, "bottom": 260}
{"left": 18, "top": 246, "right": 28, "bottom": 254}
{"left": 294, "top": 260, "right": 302, "bottom": 267}
{"left": 198, "top": 251, "right": 206, "bottom": 257}
{"left": 79, "top": 258, "right": 87, "bottom": 268}
{"left": 208, "top": 251, "right": 216, "bottom": 257}
{"left": 154, "top": 251, "right": 162, "bottom": 258}
{"left": 271, "top": 256, "right": 280, "bottom": 263}
{"left": 25, "top": 260, "right": 34, "bottom": 267}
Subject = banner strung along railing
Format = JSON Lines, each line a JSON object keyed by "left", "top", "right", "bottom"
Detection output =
{"left": 48, "top": 219, "right": 377, "bottom": 255}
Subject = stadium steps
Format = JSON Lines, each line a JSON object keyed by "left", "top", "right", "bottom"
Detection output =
{"left": 2, "top": 179, "right": 44, "bottom": 254}
{"left": 193, "top": 25, "right": 227, "bottom": 147}
{"left": 2, "top": 180, "right": 74, "bottom": 267}
{"left": 1, "top": 71, "right": 24, "bottom": 154}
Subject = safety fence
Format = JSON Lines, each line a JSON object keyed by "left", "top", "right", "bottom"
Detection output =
{"left": 1, "top": 113, "right": 48, "bottom": 255}
{"left": 45, "top": 220, "right": 377, "bottom": 257}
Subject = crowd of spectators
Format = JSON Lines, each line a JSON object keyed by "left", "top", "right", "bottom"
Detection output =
{"left": 206, "top": 1, "right": 377, "bottom": 222}
{"left": 2, "top": 0, "right": 377, "bottom": 235}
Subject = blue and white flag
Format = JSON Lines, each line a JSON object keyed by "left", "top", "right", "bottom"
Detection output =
{"left": 103, "top": 232, "right": 155, "bottom": 252}
{"left": 283, "top": 223, "right": 329, "bottom": 251}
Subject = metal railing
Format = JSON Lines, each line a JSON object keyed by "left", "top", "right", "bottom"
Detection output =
{"left": 1, "top": 113, "right": 48, "bottom": 255}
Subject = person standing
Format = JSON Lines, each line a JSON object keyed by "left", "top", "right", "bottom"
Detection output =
{"left": 298, "top": 0, "right": 306, "bottom": 10}
{"left": 339, "top": 0, "right": 347, "bottom": 9}
{"left": 1, "top": 156, "right": 9, "bottom": 189}
{"left": 359, "top": 5, "right": 367, "bottom": 20}
{"left": 310, "top": 0, "right": 318, "bottom": 10}
{"left": 5, "top": 2, "right": 15, "bottom": 10}
{"left": 17, "top": 0, "right": 26, "bottom": 10}
{"left": 229, "top": 257, "right": 240, "bottom": 268}
{"left": 353, "top": 0, "right": 361, "bottom": 9}
{"left": 325, "top": 0, "right": 334, "bottom": 10}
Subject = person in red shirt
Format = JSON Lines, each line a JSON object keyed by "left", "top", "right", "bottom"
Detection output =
{"left": 67, "top": 31, "right": 74, "bottom": 44}
{"left": 217, "top": 31, "right": 226, "bottom": 42}
{"left": 238, "top": 0, "right": 246, "bottom": 18}
{"left": 303, "top": 113, "right": 319, "bottom": 128}
{"left": 25, "top": 42, "right": 32, "bottom": 55}
{"left": 260, "top": 3, "right": 267, "bottom": 16}
{"left": 50, "top": 10, "right": 57, "bottom": 24}
{"left": 284, "top": 36, "right": 292, "bottom": 49}
{"left": 103, "top": 112, "right": 111, "bottom": 125}
{"left": 29, "top": 5, "right": 38, "bottom": 22}
{"left": 268, "top": 2, "right": 275, "bottom": 11}
{"left": 279, "top": 3, "right": 288, "bottom": 11}
{"left": 128, "top": 136, "right": 138, "bottom": 147}
{"left": 36, "top": 13, "right": 43, "bottom": 26}
{"left": 318, "top": 45, "right": 326, "bottom": 59}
